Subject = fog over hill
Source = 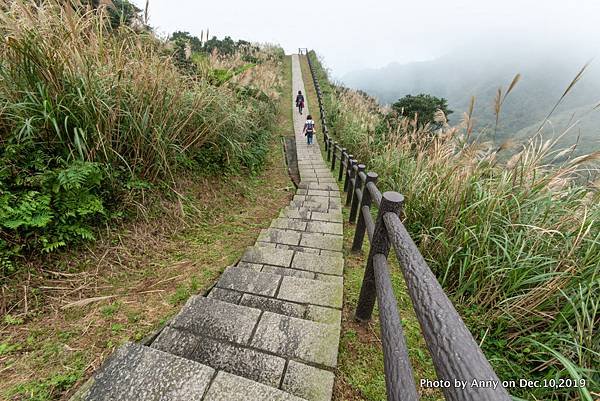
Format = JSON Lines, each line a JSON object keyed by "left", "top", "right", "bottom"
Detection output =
{"left": 341, "top": 42, "right": 600, "bottom": 150}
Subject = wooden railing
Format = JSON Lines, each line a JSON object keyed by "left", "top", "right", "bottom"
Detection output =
{"left": 302, "top": 49, "right": 511, "bottom": 401}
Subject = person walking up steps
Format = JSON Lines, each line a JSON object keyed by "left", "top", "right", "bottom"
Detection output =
{"left": 303, "top": 114, "right": 315, "bottom": 145}
{"left": 296, "top": 90, "right": 305, "bottom": 114}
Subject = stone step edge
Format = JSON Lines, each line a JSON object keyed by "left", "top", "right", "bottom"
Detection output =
{"left": 152, "top": 324, "right": 338, "bottom": 377}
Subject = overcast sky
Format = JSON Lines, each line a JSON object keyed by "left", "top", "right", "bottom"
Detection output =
{"left": 132, "top": 0, "right": 600, "bottom": 78}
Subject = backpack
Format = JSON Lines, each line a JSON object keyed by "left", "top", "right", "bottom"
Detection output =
{"left": 296, "top": 94, "right": 304, "bottom": 105}
{"left": 305, "top": 120, "right": 314, "bottom": 134}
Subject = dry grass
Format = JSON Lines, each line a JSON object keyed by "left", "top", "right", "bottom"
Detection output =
{"left": 0, "top": 52, "right": 295, "bottom": 401}
{"left": 311, "top": 52, "right": 599, "bottom": 400}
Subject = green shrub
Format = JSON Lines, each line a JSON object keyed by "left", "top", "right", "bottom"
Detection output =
{"left": 0, "top": 1, "right": 283, "bottom": 270}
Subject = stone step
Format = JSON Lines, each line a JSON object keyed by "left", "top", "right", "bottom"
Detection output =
{"left": 210, "top": 266, "right": 343, "bottom": 311}
{"left": 254, "top": 241, "right": 342, "bottom": 257}
{"left": 296, "top": 189, "right": 340, "bottom": 198}
{"left": 298, "top": 182, "right": 339, "bottom": 191}
{"left": 169, "top": 288, "right": 340, "bottom": 336}
{"left": 250, "top": 312, "right": 340, "bottom": 367}
{"left": 151, "top": 327, "right": 335, "bottom": 401}
{"left": 155, "top": 292, "right": 343, "bottom": 374}
{"left": 280, "top": 207, "right": 343, "bottom": 222}
{"left": 71, "top": 342, "right": 215, "bottom": 400}
{"left": 74, "top": 341, "right": 312, "bottom": 401}
{"left": 268, "top": 218, "right": 343, "bottom": 235}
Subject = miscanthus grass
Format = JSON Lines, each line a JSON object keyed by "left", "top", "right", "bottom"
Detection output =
{"left": 313, "top": 52, "right": 599, "bottom": 400}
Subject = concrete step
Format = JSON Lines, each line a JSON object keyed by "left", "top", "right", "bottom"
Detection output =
{"left": 71, "top": 342, "right": 215, "bottom": 400}
{"left": 211, "top": 266, "right": 343, "bottom": 312}
{"left": 279, "top": 207, "right": 343, "bottom": 222}
{"left": 241, "top": 243, "right": 343, "bottom": 267}
{"left": 73, "top": 342, "right": 310, "bottom": 401}
{"left": 267, "top": 219, "right": 343, "bottom": 235}
{"left": 148, "top": 292, "right": 339, "bottom": 400}
{"left": 152, "top": 327, "right": 335, "bottom": 401}
{"left": 254, "top": 237, "right": 343, "bottom": 256}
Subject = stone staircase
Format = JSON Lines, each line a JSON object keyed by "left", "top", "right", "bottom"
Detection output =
{"left": 72, "top": 54, "right": 343, "bottom": 401}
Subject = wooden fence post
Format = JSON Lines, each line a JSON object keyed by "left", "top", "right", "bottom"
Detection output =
{"left": 338, "top": 149, "right": 347, "bottom": 181}
{"left": 349, "top": 164, "right": 366, "bottom": 223}
{"left": 330, "top": 141, "right": 337, "bottom": 171}
{"left": 355, "top": 192, "right": 404, "bottom": 322}
{"left": 343, "top": 156, "right": 355, "bottom": 192}
{"left": 352, "top": 172, "right": 378, "bottom": 252}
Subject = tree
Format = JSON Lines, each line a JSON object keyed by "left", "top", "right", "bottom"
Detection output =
{"left": 392, "top": 94, "right": 453, "bottom": 125}
{"left": 85, "top": 0, "right": 142, "bottom": 29}
{"left": 171, "top": 31, "right": 203, "bottom": 53}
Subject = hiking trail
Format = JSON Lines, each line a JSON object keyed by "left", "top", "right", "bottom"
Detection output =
{"left": 71, "top": 54, "right": 345, "bottom": 401}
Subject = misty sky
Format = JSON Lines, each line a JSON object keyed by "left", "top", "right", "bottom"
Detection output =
{"left": 132, "top": 0, "right": 600, "bottom": 78}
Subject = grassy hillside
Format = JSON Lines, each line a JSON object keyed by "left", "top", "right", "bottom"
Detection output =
{"left": 0, "top": 1, "right": 283, "bottom": 273}
{"left": 311, "top": 51, "right": 599, "bottom": 401}
{"left": 0, "top": 2, "right": 296, "bottom": 399}
{"left": 341, "top": 47, "right": 600, "bottom": 153}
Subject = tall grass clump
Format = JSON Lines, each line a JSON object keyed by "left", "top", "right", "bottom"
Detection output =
{"left": 309, "top": 52, "right": 599, "bottom": 400}
{"left": 0, "top": 1, "right": 283, "bottom": 271}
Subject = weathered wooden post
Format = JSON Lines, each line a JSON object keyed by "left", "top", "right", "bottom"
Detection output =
{"left": 373, "top": 253, "right": 419, "bottom": 401}
{"left": 355, "top": 191, "right": 404, "bottom": 322}
{"left": 346, "top": 161, "right": 358, "bottom": 206}
{"left": 338, "top": 149, "right": 347, "bottom": 181}
{"left": 343, "top": 157, "right": 355, "bottom": 193}
{"left": 326, "top": 137, "right": 332, "bottom": 161}
{"left": 330, "top": 141, "right": 337, "bottom": 171}
{"left": 349, "top": 164, "right": 366, "bottom": 223}
{"left": 352, "top": 172, "right": 378, "bottom": 252}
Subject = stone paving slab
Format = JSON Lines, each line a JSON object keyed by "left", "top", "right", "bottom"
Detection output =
{"left": 216, "top": 267, "right": 281, "bottom": 297}
{"left": 207, "top": 287, "right": 243, "bottom": 304}
{"left": 261, "top": 265, "right": 316, "bottom": 279}
{"left": 300, "top": 233, "right": 343, "bottom": 251}
{"left": 169, "top": 296, "right": 260, "bottom": 345}
{"left": 251, "top": 312, "right": 340, "bottom": 368}
{"left": 280, "top": 208, "right": 311, "bottom": 219}
{"left": 240, "top": 293, "right": 306, "bottom": 319}
{"left": 306, "top": 221, "right": 343, "bottom": 235}
{"left": 306, "top": 305, "right": 342, "bottom": 326}
{"left": 73, "top": 343, "right": 214, "bottom": 401}
{"left": 307, "top": 190, "right": 339, "bottom": 197}
{"left": 257, "top": 243, "right": 319, "bottom": 254}
{"left": 204, "top": 371, "right": 305, "bottom": 401}
{"left": 282, "top": 361, "right": 335, "bottom": 401}
{"left": 191, "top": 334, "right": 286, "bottom": 387}
{"left": 258, "top": 228, "right": 302, "bottom": 245}
{"left": 277, "top": 276, "right": 343, "bottom": 309}
{"left": 291, "top": 252, "right": 343, "bottom": 275}
{"left": 310, "top": 211, "right": 343, "bottom": 223}
{"left": 237, "top": 261, "right": 264, "bottom": 271}
{"left": 241, "top": 246, "right": 294, "bottom": 268}
{"left": 298, "top": 182, "right": 339, "bottom": 191}
{"left": 153, "top": 325, "right": 291, "bottom": 388}
{"left": 270, "top": 218, "right": 308, "bottom": 231}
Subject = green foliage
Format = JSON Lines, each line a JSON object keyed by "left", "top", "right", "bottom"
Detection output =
{"left": 83, "top": 0, "right": 142, "bottom": 29}
{"left": 0, "top": 1, "right": 283, "bottom": 272}
{"left": 9, "top": 358, "right": 86, "bottom": 401}
{"left": 392, "top": 93, "right": 453, "bottom": 125}
{"left": 203, "top": 36, "right": 258, "bottom": 58}
{"left": 169, "top": 276, "right": 199, "bottom": 305}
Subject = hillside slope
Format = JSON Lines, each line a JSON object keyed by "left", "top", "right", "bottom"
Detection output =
{"left": 342, "top": 46, "right": 600, "bottom": 149}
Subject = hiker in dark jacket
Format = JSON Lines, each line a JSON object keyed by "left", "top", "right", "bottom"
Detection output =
{"left": 295, "top": 90, "right": 305, "bottom": 114}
